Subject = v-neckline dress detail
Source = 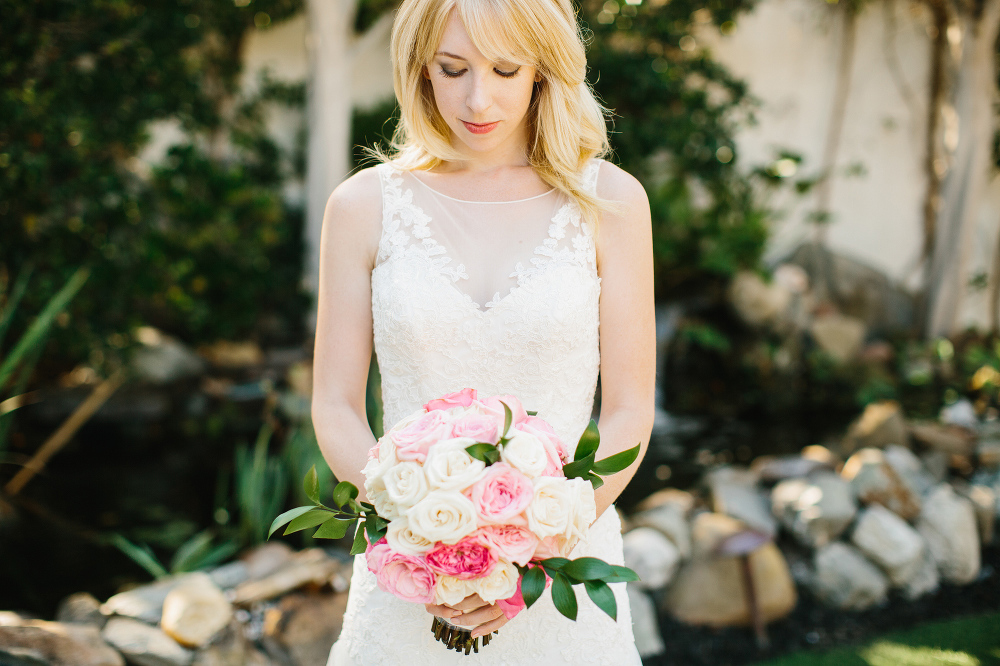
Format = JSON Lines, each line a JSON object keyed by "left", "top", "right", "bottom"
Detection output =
{"left": 328, "top": 158, "right": 642, "bottom": 666}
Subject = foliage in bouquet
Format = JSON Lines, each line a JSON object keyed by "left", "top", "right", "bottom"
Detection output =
{"left": 270, "top": 390, "right": 640, "bottom": 624}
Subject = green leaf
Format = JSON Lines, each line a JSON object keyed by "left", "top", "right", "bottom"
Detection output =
{"left": 584, "top": 580, "right": 617, "bottom": 621}
{"left": 0, "top": 264, "right": 33, "bottom": 353}
{"left": 283, "top": 508, "right": 335, "bottom": 536}
{"left": 365, "top": 513, "right": 388, "bottom": 544}
{"left": 591, "top": 444, "right": 641, "bottom": 476}
{"left": 574, "top": 420, "right": 600, "bottom": 461}
{"left": 526, "top": 410, "right": 538, "bottom": 416}
{"left": 521, "top": 566, "right": 546, "bottom": 610}
{"left": 268, "top": 505, "right": 315, "bottom": 539}
{"left": 465, "top": 442, "right": 500, "bottom": 465}
{"left": 350, "top": 521, "right": 368, "bottom": 555}
{"left": 303, "top": 465, "right": 319, "bottom": 504}
{"left": 107, "top": 533, "right": 168, "bottom": 580}
{"left": 562, "top": 557, "right": 614, "bottom": 581}
{"left": 360, "top": 502, "right": 375, "bottom": 512}
{"left": 538, "top": 557, "right": 570, "bottom": 571}
{"left": 587, "top": 472, "right": 604, "bottom": 489}
{"left": 603, "top": 565, "right": 641, "bottom": 584}
{"left": 169, "top": 530, "right": 214, "bottom": 573}
{"left": 562, "top": 453, "right": 595, "bottom": 480}
{"left": 332, "top": 480, "right": 359, "bottom": 508}
{"left": 501, "top": 401, "right": 513, "bottom": 439}
{"left": 551, "top": 572, "right": 578, "bottom": 621}
{"left": 313, "top": 516, "right": 353, "bottom": 540}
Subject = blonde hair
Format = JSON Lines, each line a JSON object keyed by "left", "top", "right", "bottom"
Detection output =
{"left": 381, "top": 0, "right": 613, "bottom": 224}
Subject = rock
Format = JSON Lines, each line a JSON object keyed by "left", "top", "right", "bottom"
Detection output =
{"left": 909, "top": 422, "right": 976, "bottom": 456}
{"left": 916, "top": 484, "right": 981, "bottom": 584}
{"left": 0, "top": 618, "right": 124, "bottom": 666}
{"left": 626, "top": 584, "right": 664, "bottom": 659}
{"left": 102, "top": 617, "right": 193, "bottom": 666}
{"left": 261, "top": 592, "right": 348, "bottom": 666}
{"left": 750, "top": 455, "right": 832, "bottom": 483}
{"left": 0, "top": 647, "right": 51, "bottom": 665}
{"left": 662, "top": 513, "right": 797, "bottom": 627}
{"left": 101, "top": 576, "right": 192, "bottom": 625}
{"left": 197, "top": 341, "right": 264, "bottom": 368}
{"left": 240, "top": 542, "right": 295, "bottom": 581}
{"left": 55, "top": 592, "right": 105, "bottom": 628}
{"left": 851, "top": 504, "right": 926, "bottom": 586}
{"left": 920, "top": 450, "right": 950, "bottom": 482}
{"left": 901, "top": 547, "right": 940, "bottom": 601}
{"left": 801, "top": 445, "right": 841, "bottom": 468}
{"left": 161, "top": 573, "right": 233, "bottom": 649}
{"left": 132, "top": 327, "right": 204, "bottom": 384}
{"left": 771, "top": 472, "right": 857, "bottom": 547}
{"left": 811, "top": 542, "right": 889, "bottom": 610}
{"left": 842, "top": 401, "right": 909, "bottom": 454}
{"left": 634, "top": 488, "right": 696, "bottom": 515}
{"left": 630, "top": 502, "right": 692, "bottom": 559}
{"left": 231, "top": 549, "right": 339, "bottom": 605}
{"left": 810, "top": 313, "right": 866, "bottom": 363}
{"left": 977, "top": 439, "right": 1000, "bottom": 468}
{"left": 189, "top": 623, "right": 250, "bottom": 666}
{"left": 707, "top": 467, "right": 777, "bottom": 537}
{"left": 622, "top": 527, "right": 682, "bottom": 590}
{"left": 965, "top": 485, "right": 996, "bottom": 545}
{"left": 728, "top": 271, "right": 791, "bottom": 327}
{"left": 207, "top": 562, "right": 250, "bottom": 591}
{"left": 842, "top": 448, "right": 922, "bottom": 520}
{"left": 940, "top": 399, "right": 979, "bottom": 429}
{"left": 883, "top": 444, "right": 937, "bottom": 498}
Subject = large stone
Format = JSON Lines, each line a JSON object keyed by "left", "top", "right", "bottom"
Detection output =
{"left": 842, "top": 448, "right": 922, "bottom": 520}
{"left": 842, "top": 401, "right": 909, "bottom": 453}
{"left": 978, "top": 439, "right": 1000, "bottom": 468}
{"left": 629, "top": 501, "right": 692, "bottom": 559}
{"left": 916, "top": 484, "right": 981, "bottom": 584}
{"left": 101, "top": 576, "right": 193, "bottom": 625}
{"left": 810, "top": 313, "right": 866, "bottom": 363}
{"left": 750, "top": 455, "right": 832, "bottom": 484}
{"left": 707, "top": 467, "right": 777, "bottom": 537}
{"left": 662, "top": 513, "right": 796, "bottom": 627}
{"left": 240, "top": 542, "right": 295, "bottom": 581}
{"left": 231, "top": 549, "right": 340, "bottom": 605}
{"left": 633, "top": 488, "right": 695, "bottom": 515}
{"left": 626, "top": 584, "right": 664, "bottom": 659}
{"left": 261, "top": 592, "right": 348, "bottom": 666}
{"left": 0, "top": 618, "right": 123, "bottom": 666}
{"left": 728, "top": 271, "right": 791, "bottom": 327}
{"left": 161, "top": 572, "right": 233, "bottom": 649}
{"left": 811, "top": 542, "right": 889, "bottom": 610}
{"left": 622, "top": 527, "right": 682, "bottom": 590}
{"left": 206, "top": 562, "right": 250, "bottom": 591}
{"left": 851, "top": 504, "right": 926, "bottom": 586}
{"left": 909, "top": 422, "right": 976, "bottom": 456}
{"left": 771, "top": 472, "right": 857, "bottom": 547}
{"left": 131, "top": 327, "right": 204, "bottom": 384}
{"left": 901, "top": 546, "right": 940, "bottom": 601}
{"left": 940, "top": 399, "right": 979, "bottom": 429}
{"left": 55, "top": 592, "right": 105, "bottom": 628}
{"left": 966, "top": 485, "right": 997, "bottom": 545}
{"left": 882, "top": 445, "right": 936, "bottom": 498}
{"left": 102, "top": 617, "right": 193, "bottom": 666}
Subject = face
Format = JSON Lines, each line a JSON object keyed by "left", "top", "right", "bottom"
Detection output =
{"left": 424, "top": 9, "right": 540, "bottom": 160}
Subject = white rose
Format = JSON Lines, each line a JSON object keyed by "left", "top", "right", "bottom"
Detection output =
{"left": 389, "top": 409, "right": 426, "bottom": 433}
{"left": 375, "top": 434, "right": 398, "bottom": 464}
{"left": 385, "top": 516, "right": 435, "bottom": 556}
{"left": 499, "top": 430, "right": 548, "bottom": 478}
{"left": 424, "top": 438, "right": 487, "bottom": 491}
{"left": 362, "top": 450, "right": 395, "bottom": 485}
{"left": 526, "top": 476, "right": 574, "bottom": 538}
{"left": 565, "top": 477, "right": 597, "bottom": 540}
{"left": 435, "top": 575, "right": 475, "bottom": 607}
{"left": 470, "top": 558, "right": 519, "bottom": 604}
{"left": 407, "top": 490, "right": 478, "bottom": 544}
{"left": 384, "top": 461, "right": 429, "bottom": 508}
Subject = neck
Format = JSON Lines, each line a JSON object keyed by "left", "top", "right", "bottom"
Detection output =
{"left": 441, "top": 128, "right": 531, "bottom": 174}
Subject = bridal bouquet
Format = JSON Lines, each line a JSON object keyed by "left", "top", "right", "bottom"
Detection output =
{"left": 270, "top": 389, "right": 640, "bottom": 655}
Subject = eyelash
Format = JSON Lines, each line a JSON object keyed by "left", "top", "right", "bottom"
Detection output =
{"left": 439, "top": 66, "right": 520, "bottom": 79}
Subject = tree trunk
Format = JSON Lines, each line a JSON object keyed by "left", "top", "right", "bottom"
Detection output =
{"left": 923, "top": 0, "right": 1000, "bottom": 338}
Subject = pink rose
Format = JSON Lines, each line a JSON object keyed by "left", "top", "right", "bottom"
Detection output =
{"left": 496, "top": 576, "right": 527, "bottom": 620}
{"left": 517, "top": 417, "right": 568, "bottom": 477}
{"left": 471, "top": 463, "right": 533, "bottom": 525}
{"left": 476, "top": 524, "right": 538, "bottom": 566}
{"left": 479, "top": 395, "right": 529, "bottom": 435}
{"left": 365, "top": 538, "right": 390, "bottom": 572}
{"left": 425, "top": 537, "right": 498, "bottom": 580}
{"left": 450, "top": 413, "right": 499, "bottom": 444}
{"left": 391, "top": 410, "right": 451, "bottom": 462}
{"left": 374, "top": 551, "right": 438, "bottom": 604}
{"left": 425, "top": 388, "right": 478, "bottom": 412}
{"left": 532, "top": 534, "right": 572, "bottom": 560}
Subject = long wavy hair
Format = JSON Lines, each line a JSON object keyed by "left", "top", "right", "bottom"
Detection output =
{"left": 381, "top": 0, "right": 613, "bottom": 224}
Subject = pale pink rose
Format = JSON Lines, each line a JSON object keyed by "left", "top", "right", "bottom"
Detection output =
{"left": 479, "top": 395, "right": 529, "bottom": 434}
{"left": 496, "top": 576, "right": 526, "bottom": 620}
{"left": 425, "top": 537, "right": 498, "bottom": 580}
{"left": 532, "top": 534, "right": 573, "bottom": 560}
{"left": 516, "top": 417, "right": 568, "bottom": 476}
{"left": 476, "top": 524, "right": 538, "bottom": 566}
{"left": 424, "top": 388, "right": 478, "bottom": 412}
{"left": 449, "top": 413, "right": 499, "bottom": 444}
{"left": 374, "top": 551, "right": 438, "bottom": 604}
{"left": 390, "top": 410, "right": 451, "bottom": 462}
{"left": 365, "top": 538, "right": 390, "bottom": 572}
{"left": 471, "top": 463, "right": 533, "bottom": 525}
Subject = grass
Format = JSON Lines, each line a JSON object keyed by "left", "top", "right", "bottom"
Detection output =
{"left": 753, "top": 613, "right": 1000, "bottom": 666}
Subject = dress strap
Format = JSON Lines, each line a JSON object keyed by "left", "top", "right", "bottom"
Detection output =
{"left": 582, "top": 158, "right": 603, "bottom": 196}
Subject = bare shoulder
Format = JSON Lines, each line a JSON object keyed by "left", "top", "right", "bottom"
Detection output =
{"left": 594, "top": 160, "right": 650, "bottom": 228}
{"left": 323, "top": 165, "right": 384, "bottom": 265}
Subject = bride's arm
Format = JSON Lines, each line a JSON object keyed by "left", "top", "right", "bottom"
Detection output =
{"left": 592, "top": 161, "right": 656, "bottom": 519}
{"left": 311, "top": 169, "right": 383, "bottom": 499}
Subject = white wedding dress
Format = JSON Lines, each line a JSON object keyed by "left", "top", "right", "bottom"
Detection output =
{"left": 327, "top": 158, "right": 641, "bottom": 665}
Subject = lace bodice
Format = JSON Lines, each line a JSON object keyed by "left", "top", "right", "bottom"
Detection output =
{"left": 329, "top": 159, "right": 641, "bottom": 666}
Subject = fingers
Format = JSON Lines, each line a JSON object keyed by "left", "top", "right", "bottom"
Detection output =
{"left": 448, "top": 603, "right": 503, "bottom": 629}
{"left": 447, "top": 594, "right": 488, "bottom": 612}
{"left": 424, "top": 603, "right": 461, "bottom": 619}
{"left": 470, "top": 611, "right": 510, "bottom": 638}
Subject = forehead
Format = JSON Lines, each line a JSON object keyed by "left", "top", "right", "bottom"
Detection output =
{"left": 434, "top": 5, "right": 533, "bottom": 65}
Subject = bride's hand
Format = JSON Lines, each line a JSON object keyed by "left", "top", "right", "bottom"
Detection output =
{"left": 424, "top": 593, "right": 511, "bottom": 638}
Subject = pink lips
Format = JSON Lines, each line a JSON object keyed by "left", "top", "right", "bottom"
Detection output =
{"left": 462, "top": 120, "right": 499, "bottom": 135}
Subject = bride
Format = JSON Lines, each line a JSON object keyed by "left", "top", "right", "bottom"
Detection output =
{"left": 312, "top": 0, "right": 654, "bottom": 662}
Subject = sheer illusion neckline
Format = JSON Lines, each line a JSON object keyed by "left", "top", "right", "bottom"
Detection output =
{"left": 409, "top": 172, "right": 556, "bottom": 204}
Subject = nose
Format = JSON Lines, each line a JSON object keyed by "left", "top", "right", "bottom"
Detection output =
{"left": 465, "top": 71, "right": 493, "bottom": 116}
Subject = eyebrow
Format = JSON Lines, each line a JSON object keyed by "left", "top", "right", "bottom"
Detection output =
{"left": 434, "top": 51, "right": 467, "bottom": 60}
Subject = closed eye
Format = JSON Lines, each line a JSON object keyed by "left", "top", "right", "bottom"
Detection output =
{"left": 438, "top": 66, "right": 522, "bottom": 78}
